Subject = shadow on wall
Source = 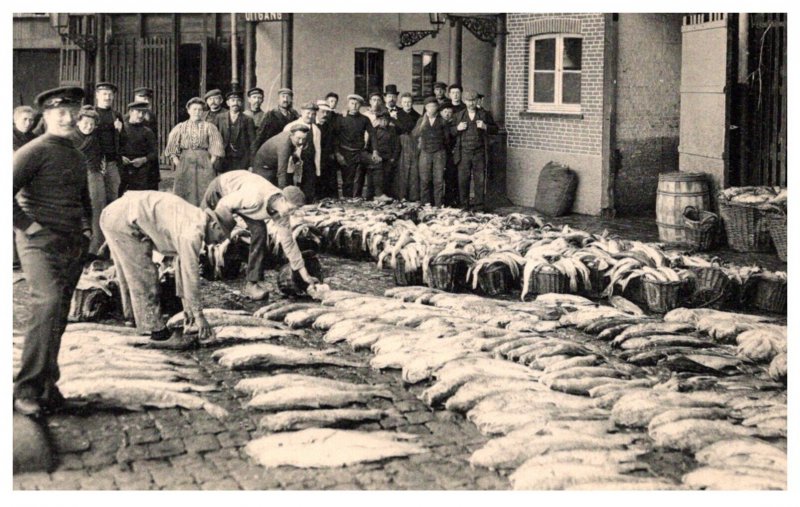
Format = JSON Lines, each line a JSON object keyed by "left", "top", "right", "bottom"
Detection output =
{"left": 613, "top": 137, "right": 679, "bottom": 217}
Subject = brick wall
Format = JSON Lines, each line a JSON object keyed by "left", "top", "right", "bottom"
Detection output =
{"left": 506, "top": 13, "right": 607, "bottom": 155}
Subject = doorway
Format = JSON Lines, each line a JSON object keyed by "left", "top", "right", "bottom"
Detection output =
{"left": 178, "top": 43, "right": 203, "bottom": 122}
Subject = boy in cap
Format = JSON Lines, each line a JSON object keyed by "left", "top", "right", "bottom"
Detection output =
{"left": 412, "top": 97, "right": 450, "bottom": 206}
{"left": 451, "top": 89, "right": 498, "bottom": 210}
{"left": 130, "top": 87, "right": 160, "bottom": 190}
{"left": 393, "top": 92, "right": 421, "bottom": 200}
{"left": 333, "top": 94, "right": 373, "bottom": 197}
{"left": 213, "top": 90, "right": 257, "bottom": 173}
{"left": 100, "top": 191, "right": 233, "bottom": 349}
{"left": 120, "top": 101, "right": 159, "bottom": 194}
{"left": 283, "top": 102, "right": 321, "bottom": 202}
{"left": 254, "top": 88, "right": 299, "bottom": 152}
{"left": 94, "top": 82, "right": 125, "bottom": 200}
{"left": 202, "top": 171, "right": 319, "bottom": 300}
{"left": 244, "top": 87, "right": 266, "bottom": 128}
{"left": 367, "top": 107, "right": 401, "bottom": 200}
{"left": 13, "top": 86, "right": 92, "bottom": 415}
{"left": 203, "top": 89, "right": 227, "bottom": 123}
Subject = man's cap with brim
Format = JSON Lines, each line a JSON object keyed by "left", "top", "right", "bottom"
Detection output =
{"left": 127, "top": 101, "right": 151, "bottom": 111}
{"left": 282, "top": 186, "right": 306, "bottom": 207}
{"left": 226, "top": 90, "right": 244, "bottom": 100}
{"left": 433, "top": 81, "right": 448, "bottom": 90}
{"left": 204, "top": 89, "right": 223, "bottom": 100}
{"left": 369, "top": 91, "right": 383, "bottom": 100}
{"left": 300, "top": 101, "right": 319, "bottom": 111}
{"left": 289, "top": 123, "right": 310, "bottom": 134}
{"left": 186, "top": 97, "right": 208, "bottom": 110}
{"left": 277, "top": 88, "right": 294, "bottom": 96}
{"left": 462, "top": 90, "right": 479, "bottom": 101}
{"left": 423, "top": 96, "right": 439, "bottom": 106}
{"left": 247, "top": 87, "right": 264, "bottom": 97}
{"left": 78, "top": 105, "right": 99, "bottom": 120}
{"left": 95, "top": 82, "right": 118, "bottom": 93}
{"left": 205, "top": 207, "right": 235, "bottom": 238}
{"left": 439, "top": 101, "right": 454, "bottom": 110}
{"left": 315, "top": 100, "right": 333, "bottom": 112}
{"left": 133, "top": 87, "right": 154, "bottom": 97}
{"left": 347, "top": 94, "right": 364, "bottom": 103}
{"left": 35, "top": 86, "right": 85, "bottom": 110}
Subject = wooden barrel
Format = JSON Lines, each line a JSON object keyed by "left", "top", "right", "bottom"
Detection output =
{"left": 655, "top": 172, "right": 710, "bottom": 242}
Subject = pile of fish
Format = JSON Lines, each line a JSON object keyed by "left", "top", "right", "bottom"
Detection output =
{"left": 275, "top": 199, "right": 786, "bottom": 314}
{"left": 243, "top": 285, "right": 787, "bottom": 489}
{"left": 12, "top": 322, "right": 227, "bottom": 418}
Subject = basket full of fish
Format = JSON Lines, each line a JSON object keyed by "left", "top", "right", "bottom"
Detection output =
{"left": 717, "top": 186, "right": 786, "bottom": 253}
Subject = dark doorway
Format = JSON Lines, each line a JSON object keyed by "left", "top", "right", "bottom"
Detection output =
{"left": 206, "top": 37, "right": 243, "bottom": 94}
{"left": 178, "top": 43, "right": 203, "bottom": 122}
{"left": 14, "top": 50, "right": 60, "bottom": 107}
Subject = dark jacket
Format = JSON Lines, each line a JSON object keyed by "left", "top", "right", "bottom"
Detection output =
{"left": 412, "top": 114, "right": 450, "bottom": 153}
{"left": 253, "top": 107, "right": 300, "bottom": 152}
{"left": 252, "top": 130, "right": 313, "bottom": 188}
{"left": 213, "top": 111, "right": 257, "bottom": 167}
{"left": 371, "top": 123, "right": 401, "bottom": 161}
{"left": 13, "top": 128, "right": 38, "bottom": 152}
{"left": 69, "top": 130, "right": 103, "bottom": 173}
{"left": 450, "top": 108, "right": 498, "bottom": 165}
{"left": 394, "top": 108, "right": 421, "bottom": 136}
{"left": 95, "top": 107, "right": 127, "bottom": 162}
{"left": 120, "top": 122, "right": 158, "bottom": 163}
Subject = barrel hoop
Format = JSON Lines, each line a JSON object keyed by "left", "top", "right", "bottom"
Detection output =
{"left": 658, "top": 172, "right": 709, "bottom": 182}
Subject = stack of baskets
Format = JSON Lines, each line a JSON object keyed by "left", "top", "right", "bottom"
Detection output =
{"left": 717, "top": 188, "right": 786, "bottom": 256}
{"left": 683, "top": 206, "right": 719, "bottom": 251}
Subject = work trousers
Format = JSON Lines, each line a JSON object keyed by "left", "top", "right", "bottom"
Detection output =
{"left": 87, "top": 161, "right": 121, "bottom": 254}
{"left": 444, "top": 152, "right": 459, "bottom": 207}
{"left": 457, "top": 148, "right": 487, "bottom": 208}
{"left": 119, "top": 164, "right": 150, "bottom": 195}
{"left": 252, "top": 166, "right": 277, "bottom": 187}
{"left": 202, "top": 180, "right": 267, "bottom": 283}
{"left": 147, "top": 160, "right": 161, "bottom": 190}
{"left": 318, "top": 158, "right": 340, "bottom": 199}
{"left": 100, "top": 204, "right": 165, "bottom": 334}
{"left": 14, "top": 229, "right": 86, "bottom": 401}
{"left": 394, "top": 134, "right": 419, "bottom": 201}
{"left": 340, "top": 149, "right": 367, "bottom": 198}
{"left": 364, "top": 160, "right": 390, "bottom": 200}
{"left": 418, "top": 150, "right": 446, "bottom": 206}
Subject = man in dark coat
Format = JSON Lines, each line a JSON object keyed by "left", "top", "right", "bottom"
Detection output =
{"left": 204, "top": 89, "right": 227, "bottom": 123}
{"left": 333, "top": 94, "right": 373, "bottom": 198}
{"left": 13, "top": 86, "right": 92, "bottom": 416}
{"left": 253, "top": 88, "right": 299, "bottom": 152}
{"left": 315, "top": 100, "right": 339, "bottom": 199}
{"left": 450, "top": 90, "right": 498, "bottom": 210}
{"left": 252, "top": 124, "right": 311, "bottom": 188}
{"left": 448, "top": 84, "right": 466, "bottom": 114}
{"left": 94, "top": 82, "right": 125, "bottom": 199}
{"left": 244, "top": 87, "right": 266, "bottom": 128}
{"left": 119, "top": 101, "right": 159, "bottom": 193}
{"left": 412, "top": 97, "right": 450, "bottom": 206}
{"left": 213, "top": 90, "right": 257, "bottom": 173}
{"left": 439, "top": 101, "right": 459, "bottom": 207}
{"left": 433, "top": 82, "right": 449, "bottom": 108}
{"left": 128, "top": 86, "right": 160, "bottom": 190}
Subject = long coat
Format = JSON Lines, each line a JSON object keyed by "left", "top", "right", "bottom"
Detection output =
{"left": 213, "top": 112, "right": 257, "bottom": 171}
{"left": 449, "top": 108, "right": 498, "bottom": 166}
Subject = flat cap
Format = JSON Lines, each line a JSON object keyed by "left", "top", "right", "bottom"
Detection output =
{"left": 439, "top": 100, "right": 454, "bottom": 110}
{"left": 127, "top": 100, "right": 151, "bottom": 110}
{"left": 205, "top": 207, "right": 234, "bottom": 238}
{"left": 204, "top": 89, "right": 223, "bottom": 100}
{"left": 78, "top": 104, "right": 99, "bottom": 119}
{"left": 247, "top": 87, "right": 264, "bottom": 97}
{"left": 289, "top": 123, "right": 310, "bottom": 134}
{"left": 368, "top": 90, "right": 383, "bottom": 100}
{"left": 133, "top": 86, "right": 154, "bottom": 97}
{"left": 185, "top": 97, "right": 208, "bottom": 109}
{"left": 35, "top": 86, "right": 85, "bottom": 109}
{"left": 95, "top": 82, "right": 118, "bottom": 93}
{"left": 300, "top": 101, "right": 319, "bottom": 111}
{"left": 433, "top": 81, "right": 448, "bottom": 90}
{"left": 315, "top": 100, "right": 333, "bottom": 112}
{"left": 347, "top": 94, "right": 364, "bottom": 103}
{"left": 423, "top": 96, "right": 439, "bottom": 106}
{"left": 462, "top": 90, "right": 479, "bottom": 101}
{"left": 282, "top": 186, "right": 306, "bottom": 207}
{"left": 226, "top": 90, "right": 244, "bottom": 100}
{"left": 277, "top": 88, "right": 294, "bottom": 96}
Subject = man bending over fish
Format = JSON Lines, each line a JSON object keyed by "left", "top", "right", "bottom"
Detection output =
{"left": 100, "top": 191, "right": 234, "bottom": 349}
{"left": 201, "top": 169, "right": 320, "bottom": 301}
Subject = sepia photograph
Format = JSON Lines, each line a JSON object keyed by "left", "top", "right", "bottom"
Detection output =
{"left": 7, "top": 1, "right": 792, "bottom": 498}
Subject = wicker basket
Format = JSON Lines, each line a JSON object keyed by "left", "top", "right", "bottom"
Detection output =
{"left": 345, "top": 229, "right": 365, "bottom": 260}
{"left": 688, "top": 267, "right": 739, "bottom": 309}
{"left": 393, "top": 255, "right": 424, "bottom": 286}
{"left": 622, "top": 276, "right": 647, "bottom": 305}
{"left": 683, "top": 206, "right": 719, "bottom": 251}
{"left": 718, "top": 200, "right": 773, "bottom": 252}
{"left": 641, "top": 278, "right": 687, "bottom": 313}
{"left": 428, "top": 259, "right": 471, "bottom": 292}
{"left": 580, "top": 260, "right": 607, "bottom": 299}
{"left": 767, "top": 209, "right": 787, "bottom": 262}
{"left": 747, "top": 275, "right": 787, "bottom": 314}
{"left": 532, "top": 266, "right": 567, "bottom": 295}
{"left": 477, "top": 263, "right": 513, "bottom": 296}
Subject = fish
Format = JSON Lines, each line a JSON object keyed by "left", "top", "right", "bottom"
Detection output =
{"left": 260, "top": 303, "right": 319, "bottom": 321}
{"left": 566, "top": 479, "right": 683, "bottom": 490}
{"left": 324, "top": 320, "right": 392, "bottom": 344}
{"left": 549, "top": 377, "right": 631, "bottom": 396}
{"left": 401, "top": 350, "right": 487, "bottom": 384}
{"left": 369, "top": 331, "right": 426, "bottom": 354}
{"left": 559, "top": 307, "right": 627, "bottom": 328}
{"left": 587, "top": 379, "right": 655, "bottom": 399}
{"left": 201, "top": 326, "right": 302, "bottom": 346}
{"left": 535, "top": 293, "right": 595, "bottom": 306}
{"left": 525, "top": 354, "right": 575, "bottom": 370}
{"left": 334, "top": 295, "right": 398, "bottom": 311}
{"left": 597, "top": 323, "right": 637, "bottom": 341}
{"left": 540, "top": 366, "right": 628, "bottom": 386}
{"left": 284, "top": 307, "right": 335, "bottom": 329}
{"left": 504, "top": 343, "right": 548, "bottom": 362}
{"left": 235, "top": 374, "right": 385, "bottom": 395}
{"left": 542, "top": 355, "right": 604, "bottom": 373}
{"left": 64, "top": 323, "right": 143, "bottom": 335}
{"left": 312, "top": 310, "right": 362, "bottom": 331}
{"left": 695, "top": 438, "right": 786, "bottom": 470}
{"left": 647, "top": 407, "right": 731, "bottom": 433}
{"left": 420, "top": 358, "right": 540, "bottom": 406}
{"left": 649, "top": 419, "right": 754, "bottom": 453}
{"left": 169, "top": 311, "right": 268, "bottom": 329}
{"left": 515, "top": 448, "right": 645, "bottom": 469}
{"left": 60, "top": 382, "right": 228, "bottom": 418}
{"left": 611, "top": 390, "right": 730, "bottom": 428}
{"left": 444, "top": 379, "right": 548, "bottom": 413}
{"left": 741, "top": 406, "right": 787, "bottom": 426}
{"left": 59, "top": 368, "right": 202, "bottom": 383}
{"left": 212, "top": 344, "right": 364, "bottom": 370}
{"left": 619, "top": 335, "right": 714, "bottom": 351}
{"left": 682, "top": 466, "right": 785, "bottom": 490}
{"left": 244, "top": 429, "right": 426, "bottom": 468}
{"left": 612, "top": 322, "right": 698, "bottom": 346}
{"left": 258, "top": 408, "right": 387, "bottom": 432}
{"left": 510, "top": 463, "right": 642, "bottom": 490}
{"left": 59, "top": 378, "right": 217, "bottom": 395}
{"left": 750, "top": 417, "right": 786, "bottom": 438}
{"left": 609, "top": 295, "right": 646, "bottom": 316}
{"left": 491, "top": 337, "right": 546, "bottom": 357}
{"left": 583, "top": 316, "right": 644, "bottom": 335}
{"left": 247, "top": 385, "right": 393, "bottom": 411}
{"left": 315, "top": 290, "right": 365, "bottom": 306}
{"left": 166, "top": 308, "right": 250, "bottom": 328}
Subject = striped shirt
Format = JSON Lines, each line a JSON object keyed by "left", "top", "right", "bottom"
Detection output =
{"left": 164, "top": 120, "right": 225, "bottom": 159}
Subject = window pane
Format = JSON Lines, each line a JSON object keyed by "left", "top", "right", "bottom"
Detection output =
{"left": 355, "top": 75, "right": 366, "bottom": 98}
{"left": 563, "top": 38, "right": 582, "bottom": 70}
{"left": 354, "top": 51, "right": 365, "bottom": 75}
{"left": 422, "top": 52, "right": 436, "bottom": 98}
{"left": 533, "top": 72, "right": 555, "bottom": 103}
{"left": 534, "top": 38, "right": 556, "bottom": 70}
{"left": 562, "top": 72, "right": 581, "bottom": 104}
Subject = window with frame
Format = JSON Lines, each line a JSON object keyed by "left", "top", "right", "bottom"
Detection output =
{"left": 528, "top": 34, "right": 582, "bottom": 113}
{"left": 412, "top": 51, "right": 437, "bottom": 102}
{"left": 354, "top": 48, "right": 384, "bottom": 100}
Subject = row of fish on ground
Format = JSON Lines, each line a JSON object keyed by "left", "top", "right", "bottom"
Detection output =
{"left": 265, "top": 199, "right": 785, "bottom": 313}
{"left": 203, "top": 286, "right": 786, "bottom": 489}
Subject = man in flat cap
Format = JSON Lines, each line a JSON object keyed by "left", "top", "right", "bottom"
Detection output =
{"left": 393, "top": 92, "right": 421, "bottom": 200}
{"left": 252, "top": 123, "right": 311, "bottom": 189}
{"left": 333, "top": 94, "right": 373, "bottom": 198}
{"left": 434, "top": 82, "right": 449, "bottom": 107}
{"left": 101, "top": 191, "right": 233, "bottom": 348}
{"left": 365, "top": 90, "right": 385, "bottom": 124}
{"left": 315, "top": 100, "right": 339, "bottom": 199}
{"left": 244, "top": 87, "right": 266, "bottom": 128}
{"left": 283, "top": 102, "right": 321, "bottom": 202}
{"left": 119, "top": 101, "right": 159, "bottom": 194}
{"left": 451, "top": 89, "right": 498, "bottom": 210}
{"left": 412, "top": 96, "right": 450, "bottom": 206}
{"left": 201, "top": 171, "right": 319, "bottom": 301}
{"left": 253, "top": 88, "right": 299, "bottom": 153}
{"left": 448, "top": 84, "right": 466, "bottom": 114}
{"left": 94, "top": 82, "right": 125, "bottom": 203}
{"left": 13, "top": 86, "right": 92, "bottom": 415}
{"left": 203, "top": 89, "right": 227, "bottom": 124}
{"left": 129, "top": 86, "right": 160, "bottom": 190}
{"left": 213, "top": 90, "right": 257, "bottom": 174}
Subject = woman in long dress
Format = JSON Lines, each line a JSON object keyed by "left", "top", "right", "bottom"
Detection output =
{"left": 164, "top": 97, "right": 225, "bottom": 206}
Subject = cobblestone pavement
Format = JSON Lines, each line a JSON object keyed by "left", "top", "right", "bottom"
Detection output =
{"left": 13, "top": 256, "right": 510, "bottom": 490}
